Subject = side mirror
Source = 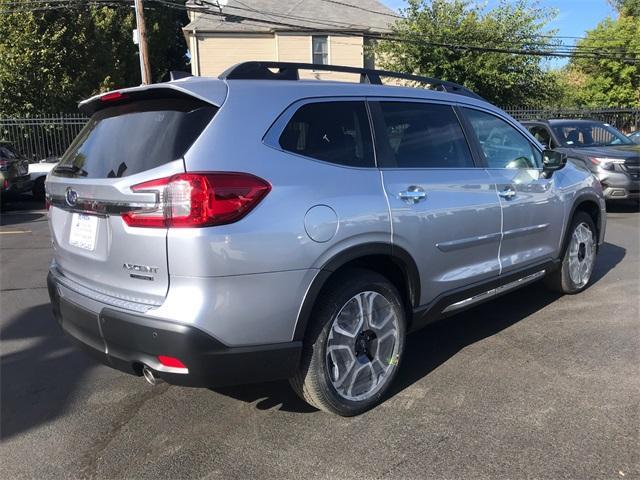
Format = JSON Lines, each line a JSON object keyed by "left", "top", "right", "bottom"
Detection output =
{"left": 542, "top": 149, "right": 567, "bottom": 177}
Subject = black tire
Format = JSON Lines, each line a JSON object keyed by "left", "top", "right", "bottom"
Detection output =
{"left": 290, "top": 268, "right": 406, "bottom": 416}
{"left": 544, "top": 211, "right": 597, "bottom": 294}
{"left": 33, "top": 177, "right": 45, "bottom": 201}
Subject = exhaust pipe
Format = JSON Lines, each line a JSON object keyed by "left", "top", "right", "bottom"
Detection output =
{"left": 142, "top": 365, "right": 163, "bottom": 386}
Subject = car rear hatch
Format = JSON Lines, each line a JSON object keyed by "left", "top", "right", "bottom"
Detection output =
{"left": 46, "top": 86, "right": 219, "bottom": 307}
{"left": 0, "top": 144, "right": 29, "bottom": 180}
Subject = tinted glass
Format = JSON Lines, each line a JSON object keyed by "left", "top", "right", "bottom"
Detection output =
{"left": 551, "top": 121, "right": 633, "bottom": 147}
{"left": 378, "top": 102, "right": 473, "bottom": 168}
{"left": 54, "top": 98, "right": 216, "bottom": 178}
{"left": 279, "top": 101, "right": 374, "bottom": 168}
{"left": 464, "top": 108, "right": 541, "bottom": 169}
{"left": 528, "top": 125, "right": 552, "bottom": 148}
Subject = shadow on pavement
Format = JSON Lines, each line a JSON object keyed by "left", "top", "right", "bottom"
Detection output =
{"left": 1, "top": 193, "right": 43, "bottom": 212}
{"left": 391, "top": 240, "right": 625, "bottom": 399}
{"left": 215, "top": 241, "right": 626, "bottom": 412}
{"left": 213, "top": 381, "right": 318, "bottom": 413}
{"left": 0, "top": 212, "right": 45, "bottom": 226}
{"left": 0, "top": 242, "right": 625, "bottom": 428}
{"left": 0, "top": 303, "right": 97, "bottom": 440}
{"left": 1, "top": 194, "right": 47, "bottom": 225}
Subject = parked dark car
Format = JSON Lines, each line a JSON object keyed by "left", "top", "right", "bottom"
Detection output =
{"left": 628, "top": 131, "right": 640, "bottom": 145}
{"left": 522, "top": 119, "right": 640, "bottom": 201}
{"left": 0, "top": 142, "right": 33, "bottom": 198}
{"left": 29, "top": 156, "right": 59, "bottom": 200}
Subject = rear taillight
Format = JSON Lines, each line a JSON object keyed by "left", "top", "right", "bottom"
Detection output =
{"left": 121, "top": 172, "right": 271, "bottom": 228}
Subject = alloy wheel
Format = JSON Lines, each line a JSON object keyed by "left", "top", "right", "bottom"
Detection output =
{"left": 567, "top": 222, "right": 595, "bottom": 288}
{"left": 325, "top": 291, "right": 400, "bottom": 402}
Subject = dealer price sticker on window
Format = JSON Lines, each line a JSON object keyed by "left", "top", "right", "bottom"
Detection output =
{"left": 69, "top": 213, "right": 99, "bottom": 251}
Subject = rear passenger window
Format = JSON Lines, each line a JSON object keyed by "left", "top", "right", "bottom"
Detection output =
{"left": 378, "top": 102, "right": 474, "bottom": 168}
{"left": 279, "top": 101, "right": 374, "bottom": 168}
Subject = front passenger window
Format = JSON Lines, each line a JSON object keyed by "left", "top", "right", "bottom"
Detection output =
{"left": 464, "top": 109, "right": 542, "bottom": 169}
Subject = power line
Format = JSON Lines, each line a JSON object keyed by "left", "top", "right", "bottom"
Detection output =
{"left": 177, "top": 2, "right": 640, "bottom": 61}
{"left": 0, "top": 0, "right": 632, "bottom": 50}
{"left": 4, "top": 0, "right": 639, "bottom": 62}
{"left": 177, "top": 0, "right": 640, "bottom": 56}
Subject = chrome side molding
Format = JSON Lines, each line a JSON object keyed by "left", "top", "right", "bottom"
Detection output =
{"left": 442, "top": 270, "right": 546, "bottom": 314}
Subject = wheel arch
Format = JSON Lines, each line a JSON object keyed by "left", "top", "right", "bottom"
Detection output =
{"left": 564, "top": 193, "right": 602, "bottom": 254}
{"left": 293, "top": 243, "right": 420, "bottom": 341}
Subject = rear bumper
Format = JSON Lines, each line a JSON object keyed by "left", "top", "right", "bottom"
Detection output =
{"left": 1, "top": 174, "right": 33, "bottom": 194}
{"left": 47, "top": 272, "right": 301, "bottom": 387}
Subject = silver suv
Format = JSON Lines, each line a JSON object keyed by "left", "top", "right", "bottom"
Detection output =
{"left": 46, "top": 62, "right": 606, "bottom": 416}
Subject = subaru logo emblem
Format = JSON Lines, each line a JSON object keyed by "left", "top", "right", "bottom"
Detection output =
{"left": 65, "top": 187, "right": 78, "bottom": 207}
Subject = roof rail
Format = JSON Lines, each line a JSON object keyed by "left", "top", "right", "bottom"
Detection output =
{"left": 219, "top": 61, "right": 484, "bottom": 101}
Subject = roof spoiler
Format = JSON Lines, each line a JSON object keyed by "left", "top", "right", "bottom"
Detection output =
{"left": 78, "top": 86, "right": 208, "bottom": 116}
{"left": 169, "top": 71, "right": 192, "bottom": 81}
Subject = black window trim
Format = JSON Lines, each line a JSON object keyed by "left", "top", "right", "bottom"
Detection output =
{"left": 262, "top": 96, "right": 378, "bottom": 170}
{"left": 459, "top": 105, "right": 544, "bottom": 171}
{"left": 367, "top": 97, "right": 482, "bottom": 170}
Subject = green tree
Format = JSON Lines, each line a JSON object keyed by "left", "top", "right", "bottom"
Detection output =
{"left": 560, "top": 4, "right": 640, "bottom": 107}
{"left": 373, "top": 0, "right": 560, "bottom": 107}
{"left": 0, "top": 1, "right": 189, "bottom": 116}
{"left": 608, "top": 0, "right": 640, "bottom": 17}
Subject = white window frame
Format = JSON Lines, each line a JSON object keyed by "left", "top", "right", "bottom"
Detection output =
{"left": 311, "top": 35, "right": 330, "bottom": 67}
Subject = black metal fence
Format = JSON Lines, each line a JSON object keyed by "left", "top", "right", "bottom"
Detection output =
{"left": 504, "top": 108, "right": 640, "bottom": 134}
{"left": 0, "top": 114, "right": 88, "bottom": 161}
{"left": 1, "top": 108, "right": 639, "bottom": 160}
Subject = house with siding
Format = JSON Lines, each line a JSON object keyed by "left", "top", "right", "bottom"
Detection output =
{"left": 182, "top": 0, "right": 395, "bottom": 81}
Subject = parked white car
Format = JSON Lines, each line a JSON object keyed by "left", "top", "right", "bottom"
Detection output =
{"left": 29, "top": 157, "right": 58, "bottom": 200}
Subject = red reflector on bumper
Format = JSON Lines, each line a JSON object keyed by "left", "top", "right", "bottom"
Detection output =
{"left": 157, "top": 355, "right": 187, "bottom": 369}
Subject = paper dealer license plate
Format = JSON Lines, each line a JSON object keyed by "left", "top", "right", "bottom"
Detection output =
{"left": 69, "top": 213, "right": 99, "bottom": 251}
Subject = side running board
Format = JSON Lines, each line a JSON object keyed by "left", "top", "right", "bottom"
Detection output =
{"left": 442, "top": 270, "right": 546, "bottom": 314}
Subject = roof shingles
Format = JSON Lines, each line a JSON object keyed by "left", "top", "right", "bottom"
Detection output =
{"left": 183, "top": 0, "right": 395, "bottom": 33}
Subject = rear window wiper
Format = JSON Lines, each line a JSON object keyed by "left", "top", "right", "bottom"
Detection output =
{"left": 54, "top": 165, "right": 88, "bottom": 177}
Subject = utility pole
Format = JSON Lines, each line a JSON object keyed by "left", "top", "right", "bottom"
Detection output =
{"left": 133, "top": 0, "right": 152, "bottom": 84}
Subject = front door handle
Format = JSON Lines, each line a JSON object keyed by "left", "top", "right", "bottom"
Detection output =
{"left": 399, "top": 186, "right": 427, "bottom": 204}
{"left": 498, "top": 187, "right": 517, "bottom": 200}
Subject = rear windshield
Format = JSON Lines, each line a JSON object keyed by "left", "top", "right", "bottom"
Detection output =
{"left": 54, "top": 98, "right": 217, "bottom": 178}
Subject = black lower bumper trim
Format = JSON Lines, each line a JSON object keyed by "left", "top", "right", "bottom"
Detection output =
{"left": 48, "top": 273, "right": 301, "bottom": 387}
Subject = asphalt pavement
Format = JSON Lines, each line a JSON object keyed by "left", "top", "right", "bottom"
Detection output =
{"left": 1, "top": 194, "right": 638, "bottom": 479}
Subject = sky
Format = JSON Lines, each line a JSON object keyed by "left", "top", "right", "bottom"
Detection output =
{"left": 381, "top": 0, "right": 618, "bottom": 67}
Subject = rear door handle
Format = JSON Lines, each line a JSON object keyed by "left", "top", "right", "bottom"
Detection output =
{"left": 498, "top": 187, "right": 516, "bottom": 200}
{"left": 399, "top": 187, "right": 427, "bottom": 204}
